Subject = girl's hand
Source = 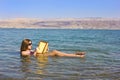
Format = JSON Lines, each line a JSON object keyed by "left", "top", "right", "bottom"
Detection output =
{"left": 35, "top": 47, "right": 41, "bottom": 53}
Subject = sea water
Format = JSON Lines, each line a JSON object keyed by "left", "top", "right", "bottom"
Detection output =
{"left": 0, "top": 28, "right": 120, "bottom": 80}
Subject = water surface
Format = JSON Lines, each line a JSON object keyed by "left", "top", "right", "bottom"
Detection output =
{"left": 0, "top": 28, "right": 120, "bottom": 80}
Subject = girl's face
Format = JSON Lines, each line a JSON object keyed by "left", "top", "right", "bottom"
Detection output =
{"left": 28, "top": 41, "right": 32, "bottom": 50}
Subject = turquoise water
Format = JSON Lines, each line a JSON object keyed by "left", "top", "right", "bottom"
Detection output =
{"left": 0, "top": 28, "right": 120, "bottom": 80}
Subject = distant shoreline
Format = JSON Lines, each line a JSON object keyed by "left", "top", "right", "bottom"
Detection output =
{"left": 1, "top": 28, "right": 120, "bottom": 31}
{"left": 0, "top": 18, "right": 120, "bottom": 30}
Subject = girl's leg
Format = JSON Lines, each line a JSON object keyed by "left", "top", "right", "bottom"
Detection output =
{"left": 49, "top": 50, "right": 85, "bottom": 58}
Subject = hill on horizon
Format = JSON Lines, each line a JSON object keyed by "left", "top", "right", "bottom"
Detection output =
{"left": 0, "top": 18, "right": 120, "bottom": 29}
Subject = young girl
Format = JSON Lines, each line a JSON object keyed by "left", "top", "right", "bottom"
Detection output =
{"left": 20, "top": 39, "right": 85, "bottom": 58}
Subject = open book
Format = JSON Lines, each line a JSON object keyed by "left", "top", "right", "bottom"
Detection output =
{"left": 37, "top": 41, "right": 48, "bottom": 54}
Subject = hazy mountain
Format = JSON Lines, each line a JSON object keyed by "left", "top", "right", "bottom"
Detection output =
{"left": 0, "top": 18, "right": 120, "bottom": 29}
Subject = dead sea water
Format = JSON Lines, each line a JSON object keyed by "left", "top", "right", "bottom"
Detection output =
{"left": 0, "top": 28, "right": 120, "bottom": 80}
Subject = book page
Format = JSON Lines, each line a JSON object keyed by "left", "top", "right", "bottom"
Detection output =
{"left": 38, "top": 41, "right": 48, "bottom": 54}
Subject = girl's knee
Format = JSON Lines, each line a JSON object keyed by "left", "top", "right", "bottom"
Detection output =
{"left": 51, "top": 50, "right": 58, "bottom": 53}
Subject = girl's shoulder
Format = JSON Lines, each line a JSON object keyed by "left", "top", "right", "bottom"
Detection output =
{"left": 21, "top": 50, "right": 31, "bottom": 56}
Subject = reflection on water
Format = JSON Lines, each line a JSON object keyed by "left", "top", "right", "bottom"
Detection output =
{"left": 20, "top": 55, "right": 49, "bottom": 80}
{"left": 35, "top": 55, "right": 48, "bottom": 75}
{"left": 21, "top": 56, "right": 32, "bottom": 73}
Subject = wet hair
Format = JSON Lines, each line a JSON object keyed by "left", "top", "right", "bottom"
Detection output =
{"left": 20, "top": 39, "right": 32, "bottom": 52}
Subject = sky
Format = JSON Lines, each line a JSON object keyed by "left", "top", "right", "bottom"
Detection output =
{"left": 0, "top": 0, "right": 120, "bottom": 19}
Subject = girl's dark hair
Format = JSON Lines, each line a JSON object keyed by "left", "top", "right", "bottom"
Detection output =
{"left": 20, "top": 39, "right": 31, "bottom": 52}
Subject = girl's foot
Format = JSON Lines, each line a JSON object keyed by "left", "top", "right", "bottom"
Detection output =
{"left": 75, "top": 52, "right": 86, "bottom": 55}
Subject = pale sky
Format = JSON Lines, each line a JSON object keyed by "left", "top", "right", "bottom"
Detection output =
{"left": 0, "top": 0, "right": 120, "bottom": 19}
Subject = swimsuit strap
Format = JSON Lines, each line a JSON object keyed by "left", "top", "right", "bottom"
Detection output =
{"left": 30, "top": 51, "right": 34, "bottom": 55}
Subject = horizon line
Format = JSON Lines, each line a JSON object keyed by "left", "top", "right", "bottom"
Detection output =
{"left": 1, "top": 17, "right": 120, "bottom": 20}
